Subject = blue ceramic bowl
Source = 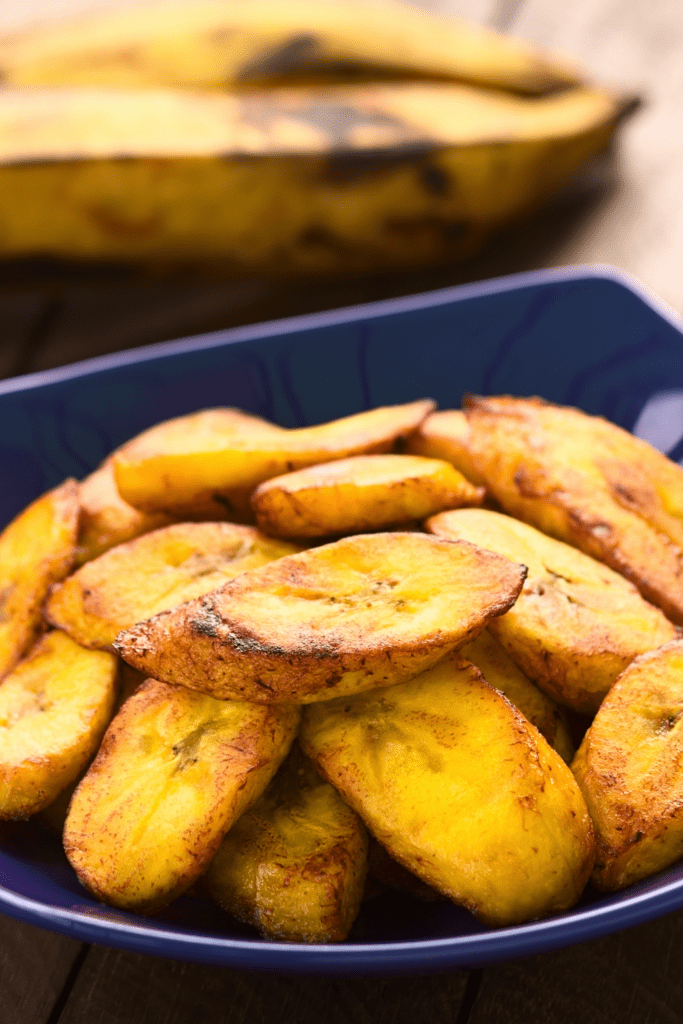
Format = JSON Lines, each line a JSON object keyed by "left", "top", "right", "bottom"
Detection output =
{"left": 1, "top": 265, "right": 683, "bottom": 974}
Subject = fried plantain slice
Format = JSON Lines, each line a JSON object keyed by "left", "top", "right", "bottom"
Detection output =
{"left": 464, "top": 395, "right": 683, "bottom": 624}
{"left": 76, "top": 458, "right": 174, "bottom": 566}
{"left": 200, "top": 746, "right": 368, "bottom": 943}
{"left": 300, "top": 651, "right": 594, "bottom": 927}
{"left": 46, "top": 522, "right": 300, "bottom": 650}
{"left": 0, "top": 479, "right": 79, "bottom": 681}
{"left": 404, "top": 408, "right": 486, "bottom": 486}
{"left": 428, "top": 508, "right": 676, "bottom": 714}
{"left": 460, "top": 629, "right": 574, "bottom": 762}
{"left": 113, "top": 400, "right": 435, "bottom": 515}
{"left": 64, "top": 678, "right": 300, "bottom": 913}
{"left": 0, "top": 630, "right": 118, "bottom": 819}
{"left": 251, "top": 454, "right": 483, "bottom": 539}
{"left": 572, "top": 639, "right": 683, "bottom": 890}
{"left": 115, "top": 531, "right": 526, "bottom": 704}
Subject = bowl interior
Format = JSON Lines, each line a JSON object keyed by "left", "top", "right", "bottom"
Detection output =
{"left": 1, "top": 267, "right": 682, "bottom": 970}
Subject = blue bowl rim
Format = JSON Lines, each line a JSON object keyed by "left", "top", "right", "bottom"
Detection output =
{"left": 0, "top": 263, "right": 682, "bottom": 972}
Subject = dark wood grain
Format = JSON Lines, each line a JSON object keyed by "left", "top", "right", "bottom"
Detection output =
{"left": 56, "top": 946, "right": 468, "bottom": 1024}
{"left": 470, "top": 909, "right": 683, "bottom": 1024}
{"left": 0, "top": 914, "right": 83, "bottom": 1024}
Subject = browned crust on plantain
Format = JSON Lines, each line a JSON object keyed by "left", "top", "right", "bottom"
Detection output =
{"left": 114, "top": 532, "right": 526, "bottom": 703}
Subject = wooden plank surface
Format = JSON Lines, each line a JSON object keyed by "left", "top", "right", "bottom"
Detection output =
{"left": 0, "top": 914, "right": 83, "bottom": 1024}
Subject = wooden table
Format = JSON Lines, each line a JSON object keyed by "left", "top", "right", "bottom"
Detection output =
{"left": 2, "top": 1, "right": 683, "bottom": 1022}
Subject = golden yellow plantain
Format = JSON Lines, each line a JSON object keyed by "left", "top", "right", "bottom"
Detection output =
{"left": 0, "top": 631, "right": 118, "bottom": 820}
{"left": 251, "top": 454, "right": 483, "bottom": 538}
{"left": 460, "top": 629, "right": 574, "bottom": 763}
{"left": 300, "top": 652, "right": 595, "bottom": 927}
{"left": 64, "top": 678, "right": 300, "bottom": 913}
{"left": 113, "top": 401, "right": 434, "bottom": 513}
{"left": 404, "top": 409, "right": 486, "bottom": 487}
{"left": 114, "top": 531, "right": 526, "bottom": 704}
{"left": 572, "top": 639, "right": 683, "bottom": 891}
{"left": 0, "top": 83, "right": 627, "bottom": 269}
{"left": 0, "top": 479, "right": 80, "bottom": 682}
{"left": 0, "top": 0, "right": 580, "bottom": 94}
{"left": 46, "top": 522, "right": 300, "bottom": 651}
{"left": 76, "top": 458, "right": 174, "bottom": 566}
{"left": 428, "top": 508, "right": 676, "bottom": 714}
{"left": 201, "top": 747, "right": 368, "bottom": 943}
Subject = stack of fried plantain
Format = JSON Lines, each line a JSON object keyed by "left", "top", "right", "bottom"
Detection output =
{"left": 5, "top": 392, "right": 683, "bottom": 942}
{"left": 0, "top": 0, "right": 633, "bottom": 270}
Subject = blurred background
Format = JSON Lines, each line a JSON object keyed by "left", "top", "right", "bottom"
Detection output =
{"left": 0, "top": 0, "right": 680, "bottom": 380}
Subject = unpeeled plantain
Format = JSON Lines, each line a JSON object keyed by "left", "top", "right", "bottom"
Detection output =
{"left": 115, "top": 531, "right": 526, "bottom": 704}
{"left": 0, "top": 83, "right": 628, "bottom": 269}
{"left": 0, "top": 0, "right": 580, "bottom": 95}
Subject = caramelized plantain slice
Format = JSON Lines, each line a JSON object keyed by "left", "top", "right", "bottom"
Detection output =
{"left": 115, "top": 531, "right": 526, "bottom": 704}
{"left": 113, "top": 400, "right": 435, "bottom": 515}
{"left": 0, "top": 630, "right": 118, "bottom": 819}
{"left": 64, "top": 678, "right": 300, "bottom": 913}
{"left": 76, "top": 458, "right": 174, "bottom": 566}
{"left": 404, "top": 408, "right": 486, "bottom": 486}
{"left": 46, "top": 522, "right": 300, "bottom": 650}
{"left": 201, "top": 746, "right": 368, "bottom": 943}
{"left": 460, "top": 629, "right": 574, "bottom": 762}
{"left": 464, "top": 395, "right": 683, "bottom": 624}
{"left": 572, "top": 639, "right": 683, "bottom": 890}
{"left": 0, "top": 479, "right": 79, "bottom": 681}
{"left": 300, "top": 651, "right": 594, "bottom": 927}
{"left": 252, "top": 453, "right": 483, "bottom": 538}
{"left": 428, "top": 508, "right": 676, "bottom": 714}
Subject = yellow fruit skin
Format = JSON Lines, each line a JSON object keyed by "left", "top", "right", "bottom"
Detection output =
{"left": 0, "top": 84, "right": 624, "bottom": 270}
{"left": 300, "top": 653, "right": 595, "bottom": 927}
{"left": 0, "top": 631, "right": 118, "bottom": 820}
{"left": 0, "top": 480, "right": 80, "bottom": 682}
{"left": 201, "top": 748, "right": 368, "bottom": 942}
{"left": 0, "top": 0, "right": 580, "bottom": 95}
{"left": 64, "top": 679, "right": 300, "bottom": 913}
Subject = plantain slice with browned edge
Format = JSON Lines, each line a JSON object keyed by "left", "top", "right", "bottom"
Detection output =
{"left": 572, "top": 638, "right": 683, "bottom": 891}
{"left": 464, "top": 394, "right": 683, "bottom": 625}
{"left": 115, "top": 531, "right": 526, "bottom": 704}
{"left": 46, "top": 522, "right": 300, "bottom": 651}
{"left": 427, "top": 508, "right": 676, "bottom": 714}
{"left": 0, "top": 479, "right": 79, "bottom": 681}
{"left": 460, "top": 628, "right": 574, "bottom": 762}
{"left": 113, "top": 400, "right": 435, "bottom": 516}
{"left": 300, "top": 651, "right": 594, "bottom": 927}
{"left": 76, "top": 458, "right": 174, "bottom": 566}
{"left": 64, "top": 678, "right": 300, "bottom": 913}
{"left": 0, "top": 630, "right": 118, "bottom": 820}
{"left": 367, "top": 837, "right": 443, "bottom": 902}
{"left": 252, "top": 453, "right": 483, "bottom": 538}
{"left": 404, "top": 408, "right": 486, "bottom": 487}
{"left": 38, "top": 658, "right": 148, "bottom": 835}
{"left": 200, "top": 745, "right": 368, "bottom": 942}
